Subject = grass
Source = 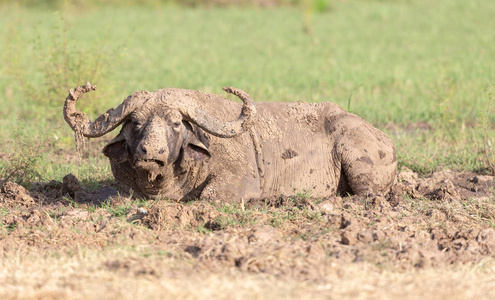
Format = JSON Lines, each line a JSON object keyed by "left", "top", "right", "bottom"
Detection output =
{"left": 1, "top": 0, "right": 494, "bottom": 181}
{"left": 0, "top": 2, "right": 491, "bottom": 175}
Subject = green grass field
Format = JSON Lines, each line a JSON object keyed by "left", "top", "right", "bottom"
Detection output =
{"left": 2, "top": 2, "right": 495, "bottom": 299}
{"left": 1, "top": 0, "right": 495, "bottom": 182}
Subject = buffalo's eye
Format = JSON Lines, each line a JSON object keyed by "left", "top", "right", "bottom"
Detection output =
{"left": 172, "top": 121, "right": 182, "bottom": 132}
{"left": 132, "top": 120, "right": 144, "bottom": 131}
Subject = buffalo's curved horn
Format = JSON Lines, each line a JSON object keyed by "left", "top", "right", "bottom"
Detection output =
{"left": 181, "top": 87, "right": 257, "bottom": 138}
{"left": 64, "top": 82, "right": 146, "bottom": 159}
{"left": 64, "top": 82, "right": 144, "bottom": 138}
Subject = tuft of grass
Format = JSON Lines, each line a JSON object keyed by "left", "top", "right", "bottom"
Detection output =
{"left": 0, "top": 130, "right": 49, "bottom": 187}
{"left": 481, "top": 87, "right": 495, "bottom": 175}
{"left": 63, "top": 196, "right": 79, "bottom": 209}
{"left": 195, "top": 222, "right": 213, "bottom": 234}
{"left": 214, "top": 203, "right": 256, "bottom": 229}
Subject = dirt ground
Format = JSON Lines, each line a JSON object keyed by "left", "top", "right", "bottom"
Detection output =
{"left": 1, "top": 168, "right": 495, "bottom": 299}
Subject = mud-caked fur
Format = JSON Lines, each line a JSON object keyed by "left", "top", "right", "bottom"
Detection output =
{"left": 64, "top": 84, "right": 397, "bottom": 202}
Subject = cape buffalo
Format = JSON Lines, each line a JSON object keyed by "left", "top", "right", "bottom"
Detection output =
{"left": 64, "top": 83, "right": 397, "bottom": 202}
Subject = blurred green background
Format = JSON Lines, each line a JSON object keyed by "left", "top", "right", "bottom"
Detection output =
{"left": 1, "top": 0, "right": 494, "bottom": 185}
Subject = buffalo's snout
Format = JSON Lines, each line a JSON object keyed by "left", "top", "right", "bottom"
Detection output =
{"left": 137, "top": 143, "right": 166, "bottom": 156}
{"left": 135, "top": 142, "right": 167, "bottom": 159}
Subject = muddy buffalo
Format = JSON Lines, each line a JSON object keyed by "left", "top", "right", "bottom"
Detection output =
{"left": 64, "top": 83, "right": 397, "bottom": 202}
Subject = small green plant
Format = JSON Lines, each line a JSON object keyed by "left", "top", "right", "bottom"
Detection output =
{"left": 481, "top": 88, "right": 495, "bottom": 175}
{"left": 0, "top": 208, "right": 9, "bottom": 217}
{"left": 0, "top": 130, "right": 48, "bottom": 187}
{"left": 270, "top": 217, "right": 282, "bottom": 228}
{"left": 303, "top": 210, "right": 322, "bottom": 222}
{"left": 109, "top": 204, "right": 130, "bottom": 218}
{"left": 289, "top": 188, "right": 313, "bottom": 206}
{"left": 195, "top": 222, "right": 212, "bottom": 234}
{"left": 212, "top": 203, "right": 259, "bottom": 229}
{"left": 300, "top": 0, "right": 331, "bottom": 34}
{"left": 295, "top": 188, "right": 311, "bottom": 200}
{"left": 99, "top": 198, "right": 131, "bottom": 219}
{"left": 63, "top": 196, "right": 79, "bottom": 209}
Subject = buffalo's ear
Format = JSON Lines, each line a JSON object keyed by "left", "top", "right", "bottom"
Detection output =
{"left": 103, "top": 135, "right": 128, "bottom": 163}
{"left": 185, "top": 138, "right": 211, "bottom": 162}
{"left": 183, "top": 122, "right": 211, "bottom": 162}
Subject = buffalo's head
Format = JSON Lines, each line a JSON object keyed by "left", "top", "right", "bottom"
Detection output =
{"left": 63, "top": 83, "right": 256, "bottom": 199}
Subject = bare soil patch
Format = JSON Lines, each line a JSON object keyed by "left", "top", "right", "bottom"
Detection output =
{"left": 1, "top": 169, "right": 494, "bottom": 298}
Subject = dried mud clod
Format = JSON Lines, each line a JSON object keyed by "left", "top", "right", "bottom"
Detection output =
{"left": 140, "top": 201, "right": 222, "bottom": 231}
{"left": 62, "top": 173, "right": 82, "bottom": 197}
{"left": 0, "top": 181, "right": 39, "bottom": 208}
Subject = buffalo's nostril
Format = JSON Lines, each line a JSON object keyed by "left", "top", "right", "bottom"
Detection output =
{"left": 140, "top": 144, "right": 148, "bottom": 154}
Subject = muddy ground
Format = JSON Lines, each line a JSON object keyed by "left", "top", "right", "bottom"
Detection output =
{"left": 1, "top": 168, "right": 495, "bottom": 299}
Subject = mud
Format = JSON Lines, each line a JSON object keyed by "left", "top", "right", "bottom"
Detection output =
{"left": 1, "top": 169, "right": 494, "bottom": 280}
